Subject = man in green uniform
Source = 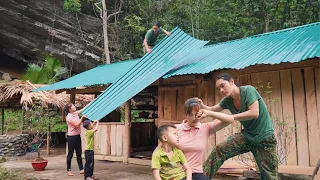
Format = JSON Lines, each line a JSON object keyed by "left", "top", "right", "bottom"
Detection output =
{"left": 197, "top": 73, "right": 278, "bottom": 180}
{"left": 143, "top": 22, "right": 171, "bottom": 53}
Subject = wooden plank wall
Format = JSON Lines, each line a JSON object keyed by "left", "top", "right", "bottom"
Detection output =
{"left": 80, "top": 123, "right": 124, "bottom": 156}
{"left": 131, "top": 122, "right": 156, "bottom": 149}
{"left": 158, "top": 67, "right": 320, "bottom": 167}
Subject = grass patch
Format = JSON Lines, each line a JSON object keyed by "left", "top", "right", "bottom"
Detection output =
{"left": 0, "top": 167, "right": 36, "bottom": 180}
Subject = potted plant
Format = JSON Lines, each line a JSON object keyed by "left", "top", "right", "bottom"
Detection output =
{"left": 27, "top": 106, "right": 55, "bottom": 171}
{"left": 30, "top": 132, "right": 48, "bottom": 171}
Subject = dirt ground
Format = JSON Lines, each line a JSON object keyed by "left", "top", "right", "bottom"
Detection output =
{"left": 0, "top": 154, "right": 238, "bottom": 180}
{"left": 1, "top": 155, "right": 152, "bottom": 180}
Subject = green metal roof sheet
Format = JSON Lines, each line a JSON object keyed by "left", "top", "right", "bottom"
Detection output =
{"left": 32, "top": 59, "right": 139, "bottom": 92}
{"left": 83, "top": 27, "right": 208, "bottom": 120}
{"left": 164, "top": 22, "right": 320, "bottom": 78}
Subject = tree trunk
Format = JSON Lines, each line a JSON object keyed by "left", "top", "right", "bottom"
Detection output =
{"left": 264, "top": 1, "right": 269, "bottom": 32}
{"left": 102, "top": 0, "right": 111, "bottom": 64}
{"left": 196, "top": 0, "right": 200, "bottom": 38}
{"left": 190, "top": 6, "right": 195, "bottom": 37}
{"left": 46, "top": 124, "right": 51, "bottom": 155}
{"left": 265, "top": 13, "right": 269, "bottom": 32}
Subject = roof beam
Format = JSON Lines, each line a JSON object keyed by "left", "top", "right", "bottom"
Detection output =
{"left": 65, "top": 85, "right": 109, "bottom": 94}
{"left": 55, "top": 85, "right": 109, "bottom": 95}
{"left": 159, "top": 84, "right": 196, "bottom": 91}
{"left": 55, "top": 89, "right": 66, "bottom": 94}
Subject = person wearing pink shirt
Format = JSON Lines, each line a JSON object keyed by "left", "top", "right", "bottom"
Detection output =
{"left": 63, "top": 103, "right": 88, "bottom": 176}
{"left": 155, "top": 98, "right": 234, "bottom": 180}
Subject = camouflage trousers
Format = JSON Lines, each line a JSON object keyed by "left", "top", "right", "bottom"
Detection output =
{"left": 203, "top": 132, "right": 278, "bottom": 180}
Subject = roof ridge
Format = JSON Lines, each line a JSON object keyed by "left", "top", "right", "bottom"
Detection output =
{"left": 203, "top": 22, "right": 320, "bottom": 49}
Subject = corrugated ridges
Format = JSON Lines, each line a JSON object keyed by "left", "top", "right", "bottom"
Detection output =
{"left": 83, "top": 27, "right": 208, "bottom": 120}
{"left": 32, "top": 59, "right": 139, "bottom": 92}
{"left": 164, "top": 22, "right": 320, "bottom": 78}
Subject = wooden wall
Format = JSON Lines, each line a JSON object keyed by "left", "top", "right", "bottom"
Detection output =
{"left": 80, "top": 122, "right": 125, "bottom": 156}
{"left": 131, "top": 122, "right": 156, "bottom": 149}
{"left": 158, "top": 60, "right": 320, "bottom": 167}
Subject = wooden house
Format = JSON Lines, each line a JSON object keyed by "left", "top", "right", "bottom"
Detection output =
{"left": 34, "top": 22, "right": 320, "bottom": 170}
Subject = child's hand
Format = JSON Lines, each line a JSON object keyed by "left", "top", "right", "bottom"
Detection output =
{"left": 81, "top": 115, "right": 87, "bottom": 121}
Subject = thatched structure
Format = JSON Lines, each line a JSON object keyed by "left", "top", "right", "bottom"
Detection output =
{"left": 0, "top": 80, "right": 94, "bottom": 109}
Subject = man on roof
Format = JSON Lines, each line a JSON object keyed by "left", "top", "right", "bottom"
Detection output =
{"left": 143, "top": 21, "right": 171, "bottom": 53}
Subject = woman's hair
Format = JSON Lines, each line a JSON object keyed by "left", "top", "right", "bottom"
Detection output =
{"left": 184, "top": 98, "right": 200, "bottom": 114}
{"left": 62, "top": 103, "right": 73, "bottom": 121}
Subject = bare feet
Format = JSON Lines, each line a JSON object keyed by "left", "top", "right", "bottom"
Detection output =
{"left": 67, "top": 171, "right": 73, "bottom": 176}
{"left": 80, "top": 169, "right": 84, "bottom": 174}
{"left": 92, "top": 176, "right": 99, "bottom": 180}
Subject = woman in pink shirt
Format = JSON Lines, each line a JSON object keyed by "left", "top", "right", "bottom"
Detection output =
{"left": 63, "top": 103, "right": 87, "bottom": 176}
{"left": 156, "top": 98, "right": 234, "bottom": 180}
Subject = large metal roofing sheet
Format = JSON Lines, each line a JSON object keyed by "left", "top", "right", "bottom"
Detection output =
{"left": 83, "top": 27, "right": 208, "bottom": 120}
{"left": 164, "top": 22, "right": 320, "bottom": 78}
{"left": 32, "top": 59, "right": 139, "bottom": 92}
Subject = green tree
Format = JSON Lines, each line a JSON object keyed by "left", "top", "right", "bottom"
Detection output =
{"left": 62, "top": 0, "right": 319, "bottom": 60}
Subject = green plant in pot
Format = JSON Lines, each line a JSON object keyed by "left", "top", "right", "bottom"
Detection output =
{"left": 27, "top": 107, "right": 54, "bottom": 171}
{"left": 30, "top": 131, "right": 48, "bottom": 171}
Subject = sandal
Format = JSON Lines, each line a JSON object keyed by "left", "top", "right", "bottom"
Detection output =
{"left": 67, "top": 171, "right": 74, "bottom": 176}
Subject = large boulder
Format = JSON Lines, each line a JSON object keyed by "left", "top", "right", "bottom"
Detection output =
{"left": 0, "top": 0, "right": 104, "bottom": 73}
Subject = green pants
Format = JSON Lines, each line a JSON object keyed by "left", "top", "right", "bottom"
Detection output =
{"left": 203, "top": 132, "right": 278, "bottom": 180}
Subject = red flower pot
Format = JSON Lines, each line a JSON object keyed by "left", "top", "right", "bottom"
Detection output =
{"left": 31, "top": 160, "right": 48, "bottom": 171}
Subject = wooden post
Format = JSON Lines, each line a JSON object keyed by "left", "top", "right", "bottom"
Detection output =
{"left": 123, "top": 100, "right": 131, "bottom": 163}
{"left": 1, "top": 108, "right": 4, "bottom": 135}
{"left": 21, "top": 108, "right": 25, "bottom": 133}
{"left": 70, "top": 91, "right": 76, "bottom": 104}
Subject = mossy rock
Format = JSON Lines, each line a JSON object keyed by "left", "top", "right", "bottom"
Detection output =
{"left": 0, "top": 156, "right": 6, "bottom": 163}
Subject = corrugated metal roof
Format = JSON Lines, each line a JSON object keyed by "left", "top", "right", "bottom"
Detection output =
{"left": 164, "top": 22, "right": 320, "bottom": 78}
{"left": 32, "top": 59, "right": 139, "bottom": 92}
{"left": 83, "top": 27, "right": 208, "bottom": 120}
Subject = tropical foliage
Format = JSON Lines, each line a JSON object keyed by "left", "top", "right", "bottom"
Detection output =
{"left": 22, "top": 54, "right": 68, "bottom": 84}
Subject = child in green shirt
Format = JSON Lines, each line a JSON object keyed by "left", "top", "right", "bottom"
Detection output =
{"left": 82, "top": 117, "right": 99, "bottom": 180}
{"left": 152, "top": 125, "right": 192, "bottom": 180}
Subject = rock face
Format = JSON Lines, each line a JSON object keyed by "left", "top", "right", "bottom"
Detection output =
{"left": 0, "top": 0, "right": 104, "bottom": 73}
{"left": 0, "top": 134, "right": 30, "bottom": 157}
